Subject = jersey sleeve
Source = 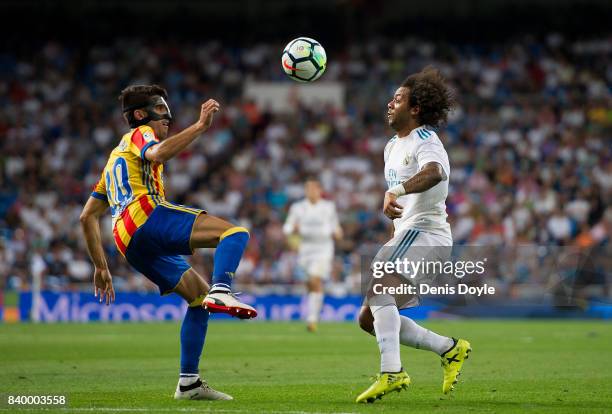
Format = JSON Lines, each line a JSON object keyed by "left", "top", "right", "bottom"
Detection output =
{"left": 283, "top": 203, "right": 300, "bottom": 235}
{"left": 91, "top": 172, "right": 108, "bottom": 201}
{"left": 129, "top": 125, "right": 160, "bottom": 160}
{"left": 415, "top": 135, "right": 450, "bottom": 176}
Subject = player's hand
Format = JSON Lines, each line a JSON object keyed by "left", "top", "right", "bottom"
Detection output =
{"left": 383, "top": 192, "right": 403, "bottom": 220}
{"left": 196, "top": 99, "right": 220, "bottom": 131}
{"left": 333, "top": 226, "right": 343, "bottom": 241}
{"left": 93, "top": 267, "right": 115, "bottom": 306}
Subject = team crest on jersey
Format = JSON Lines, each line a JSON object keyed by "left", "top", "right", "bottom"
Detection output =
{"left": 143, "top": 130, "right": 155, "bottom": 142}
{"left": 403, "top": 154, "right": 412, "bottom": 165}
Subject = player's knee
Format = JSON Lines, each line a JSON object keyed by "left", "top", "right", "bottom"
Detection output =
{"left": 308, "top": 277, "right": 323, "bottom": 292}
{"left": 358, "top": 307, "right": 374, "bottom": 333}
{"left": 173, "top": 269, "right": 210, "bottom": 307}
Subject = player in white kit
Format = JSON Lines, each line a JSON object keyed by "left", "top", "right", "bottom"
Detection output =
{"left": 283, "top": 177, "right": 342, "bottom": 332}
{"left": 356, "top": 67, "right": 472, "bottom": 403}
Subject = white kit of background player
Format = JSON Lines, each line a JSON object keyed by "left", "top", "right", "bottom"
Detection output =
{"left": 283, "top": 178, "right": 342, "bottom": 332}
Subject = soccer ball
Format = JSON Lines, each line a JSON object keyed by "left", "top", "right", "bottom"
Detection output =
{"left": 281, "top": 37, "right": 327, "bottom": 82}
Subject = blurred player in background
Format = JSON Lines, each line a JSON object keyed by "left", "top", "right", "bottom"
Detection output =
{"left": 79, "top": 85, "right": 255, "bottom": 401}
{"left": 283, "top": 177, "right": 342, "bottom": 332}
{"left": 355, "top": 68, "right": 471, "bottom": 403}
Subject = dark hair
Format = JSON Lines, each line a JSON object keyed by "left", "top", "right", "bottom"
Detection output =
{"left": 401, "top": 67, "right": 455, "bottom": 128}
{"left": 304, "top": 174, "right": 320, "bottom": 183}
{"left": 118, "top": 84, "right": 168, "bottom": 112}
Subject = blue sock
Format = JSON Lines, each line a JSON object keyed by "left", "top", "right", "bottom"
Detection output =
{"left": 211, "top": 227, "right": 249, "bottom": 292}
{"left": 180, "top": 306, "right": 209, "bottom": 375}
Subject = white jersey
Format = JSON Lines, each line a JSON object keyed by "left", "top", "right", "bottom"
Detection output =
{"left": 283, "top": 199, "right": 339, "bottom": 259}
{"left": 384, "top": 125, "right": 452, "bottom": 240}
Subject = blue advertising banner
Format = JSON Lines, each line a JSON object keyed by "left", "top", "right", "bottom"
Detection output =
{"left": 18, "top": 291, "right": 439, "bottom": 322}
{"left": 20, "top": 292, "right": 187, "bottom": 322}
{"left": 16, "top": 291, "right": 611, "bottom": 322}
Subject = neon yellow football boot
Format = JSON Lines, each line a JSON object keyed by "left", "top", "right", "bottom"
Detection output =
{"left": 355, "top": 370, "right": 411, "bottom": 403}
{"left": 441, "top": 338, "right": 472, "bottom": 394}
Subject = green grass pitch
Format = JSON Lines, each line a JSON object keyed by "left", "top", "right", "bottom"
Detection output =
{"left": 0, "top": 320, "right": 610, "bottom": 413}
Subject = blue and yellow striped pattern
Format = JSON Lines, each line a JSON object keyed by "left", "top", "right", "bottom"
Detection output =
{"left": 159, "top": 201, "right": 202, "bottom": 216}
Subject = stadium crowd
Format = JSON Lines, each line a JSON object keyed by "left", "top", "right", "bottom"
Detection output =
{"left": 0, "top": 34, "right": 610, "bottom": 297}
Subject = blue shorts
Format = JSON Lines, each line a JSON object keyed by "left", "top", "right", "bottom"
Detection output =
{"left": 125, "top": 202, "right": 204, "bottom": 294}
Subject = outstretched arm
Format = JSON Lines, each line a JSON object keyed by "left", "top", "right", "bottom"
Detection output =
{"left": 383, "top": 162, "right": 447, "bottom": 220}
{"left": 80, "top": 196, "right": 115, "bottom": 305}
{"left": 144, "top": 99, "right": 220, "bottom": 164}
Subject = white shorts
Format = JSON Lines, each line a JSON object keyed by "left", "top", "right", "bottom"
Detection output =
{"left": 367, "top": 228, "right": 452, "bottom": 309}
{"left": 298, "top": 255, "right": 333, "bottom": 280}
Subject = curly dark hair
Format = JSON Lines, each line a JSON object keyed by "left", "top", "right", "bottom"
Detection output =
{"left": 401, "top": 66, "right": 456, "bottom": 128}
{"left": 118, "top": 84, "right": 168, "bottom": 112}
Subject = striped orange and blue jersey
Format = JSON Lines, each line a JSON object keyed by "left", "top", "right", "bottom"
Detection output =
{"left": 91, "top": 125, "right": 168, "bottom": 255}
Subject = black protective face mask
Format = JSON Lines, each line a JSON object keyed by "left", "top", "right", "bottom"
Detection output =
{"left": 123, "top": 96, "right": 173, "bottom": 128}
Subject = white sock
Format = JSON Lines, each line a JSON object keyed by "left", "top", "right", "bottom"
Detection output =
{"left": 179, "top": 374, "right": 199, "bottom": 386}
{"left": 371, "top": 305, "right": 402, "bottom": 373}
{"left": 399, "top": 316, "right": 454, "bottom": 355}
{"left": 306, "top": 292, "right": 324, "bottom": 323}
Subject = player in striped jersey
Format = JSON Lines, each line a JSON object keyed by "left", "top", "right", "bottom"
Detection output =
{"left": 355, "top": 68, "right": 471, "bottom": 403}
{"left": 80, "top": 85, "right": 254, "bottom": 401}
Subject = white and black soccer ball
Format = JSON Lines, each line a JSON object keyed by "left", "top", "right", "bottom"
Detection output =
{"left": 281, "top": 37, "right": 327, "bottom": 82}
